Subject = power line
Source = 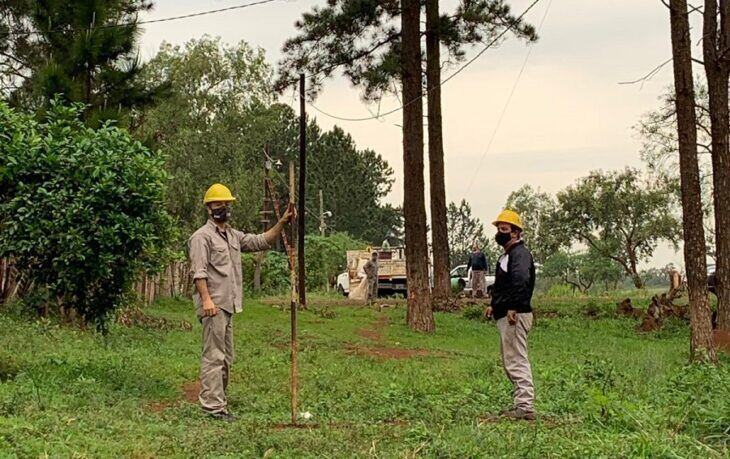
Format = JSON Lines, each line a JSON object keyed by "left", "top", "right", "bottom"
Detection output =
{"left": 306, "top": 0, "right": 543, "bottom": 123}
{"left": 463, "top": 0, "right": 553, "bottom": 196}
{"left": 0, "top": 0, "right": 282, "bottom": 38}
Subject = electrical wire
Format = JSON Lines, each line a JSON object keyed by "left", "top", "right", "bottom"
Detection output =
{"left": 0, "top": 0, "right": 282, "bottom": 38}
{"left": 306, "top": 0, "right": 543, "bottom": 123}
{"left": 463, "top": 0, "right": 553, "bottom": 196}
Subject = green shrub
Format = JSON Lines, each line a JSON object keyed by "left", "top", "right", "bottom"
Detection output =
{"left": 462, "top": 305, "right": 485, "bottom": 321}
{"left": 242, "top": 232, "right": 366, "bottom": 295}
{"left": 0, "top": 100, "right": 175, "bottom": 331}
{"left": 304, "top": 232, "right": 366, "bottom": 291}
{"left": 242, "top": 250, "right": 290, "bottom": 295}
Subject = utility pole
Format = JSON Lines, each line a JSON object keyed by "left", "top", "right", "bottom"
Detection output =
{"left": 319, "top": 189, "right": 325, "bottom": 236}
{"left": 298, "top": 73, "right": 307, "bottom": 310}
{"left": 254, "top": 147, "right": 274, "bottom": 294}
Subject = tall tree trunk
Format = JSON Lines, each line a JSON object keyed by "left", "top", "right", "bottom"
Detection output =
{"left": 401, "top": 0, "right": 435, "bottom": 332}
{"left": 672, "top": 0, "right": 717, "bottom": 361}
{"left": 426, "top": 0, "right": 451, "bottom": 309}
{"left": 704, "top": 0, "right": 730, "bottom": 331}
{"left": 628, "top": 250, "right": 644, "bottom": 289}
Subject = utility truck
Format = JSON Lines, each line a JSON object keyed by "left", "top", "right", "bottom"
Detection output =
{"left": 336, "top": 246, "right": 407, "bottom": 298}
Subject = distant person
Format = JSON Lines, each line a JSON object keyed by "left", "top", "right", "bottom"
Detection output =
{"left": 188, "top": 183, "right": 292, "bottom": 422}
{"left": 484, "top": 210, "right": 536, "bottom": 421}
{"left": 363, "top": 252, "right": 379, "bottom": 302}
{"left": 467, "top": 243, "right": 489, "bottom": 298}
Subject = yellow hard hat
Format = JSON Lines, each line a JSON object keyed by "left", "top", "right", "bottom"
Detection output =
{"left": 492, "top": 209, "right": 523, "bottom": 230}
{"left": 203, "top": 183, "right": 236, "bottom": 204}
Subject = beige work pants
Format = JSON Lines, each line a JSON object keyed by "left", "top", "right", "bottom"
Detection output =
{"left": 199, "top": 310, "right": 234, "bottom": 414}
{"left": 497, "top": 312, "right": 535, "bottom": 412}
{"left": 367, "top": 279, "right": 377, "bottom": 301}
{"left": 471, "top": 270, "right": 486, "bottom": 297}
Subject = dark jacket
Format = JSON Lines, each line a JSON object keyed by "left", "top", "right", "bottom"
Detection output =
{"left": 467, "top": 251, "right": 489, "bottom": 272}
{"left": 491, "top": 241, "right": 535, "bottom": 320}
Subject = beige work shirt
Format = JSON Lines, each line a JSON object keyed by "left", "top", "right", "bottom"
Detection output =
{"left": 189, "top": 219, "right": 269, "bottom": 316}
{"left": 363, "top": 260, "right": 378, "bottom": 279}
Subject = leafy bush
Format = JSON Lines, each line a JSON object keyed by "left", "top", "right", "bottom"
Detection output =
{"left": 241, "top": 232, "right": 365, "bottom": 295}
{"left": 242, "top": 250, "right": 291, "bottom": 295}
{"left": 0, "top": 100, "right": 175, "bottom": 331}
{"left": 304, "top": 232, "right": 366, "bottom": 290}
{"left": 462, "top": 305, "right": 485, "bottom": 321}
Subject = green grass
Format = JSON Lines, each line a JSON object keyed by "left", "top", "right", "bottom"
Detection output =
{"left": 0, "top": 293, "right": 728, "bottom": 458}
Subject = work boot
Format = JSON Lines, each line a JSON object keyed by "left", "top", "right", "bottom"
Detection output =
{"left": 501, "top": 408, "right": 535, "bottom": 421}
{"left": 209, "top": 411, "right": 237, "bottom": 422}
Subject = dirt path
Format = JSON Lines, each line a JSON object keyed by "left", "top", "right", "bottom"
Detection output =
{"left": 260, "top": 298, "right": 405, "bottom": 307}
{"left": 348, "top": 313, "right": 440, "bottom": 360}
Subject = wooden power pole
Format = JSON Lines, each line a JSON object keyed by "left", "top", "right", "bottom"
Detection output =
{"left": 254, "top": 148, "right": 274, "bottom": 294}
{"left": 298, "top": 73, "right": 307, "bottom": 310}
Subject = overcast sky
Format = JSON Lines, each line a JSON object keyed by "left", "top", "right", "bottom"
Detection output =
{"left": 137, "top": 0, "right": 692, "bottom": 269}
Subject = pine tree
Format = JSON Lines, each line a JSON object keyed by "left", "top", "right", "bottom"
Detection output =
{"left": 4, "top": 0, "right": 165, "bottom": 126}
{"left": 277, "top": 0, "right": 535, "bottom": 329}
{"left": 669, "top": 0, "right": 716, "bottom": 361}
{"left": 702, "top": 0, "right": 730, "bottom": 332}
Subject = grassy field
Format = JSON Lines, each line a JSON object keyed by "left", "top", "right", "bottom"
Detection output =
{"left": 0, "top": 292, "right": 728, "bottom": 458}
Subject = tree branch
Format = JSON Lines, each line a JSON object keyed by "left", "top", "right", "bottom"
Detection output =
{"left": 619, "top": 57, "right": 673, "bottom": 86}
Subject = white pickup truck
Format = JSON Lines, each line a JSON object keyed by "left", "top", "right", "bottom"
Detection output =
{"left": 336, "top": 247, "right": 407, "bottom": 298}
{"left": 450, "top": 264, "right": 495, "bottom": 296}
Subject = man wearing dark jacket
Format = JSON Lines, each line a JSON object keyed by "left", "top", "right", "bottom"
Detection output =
{"left": 467, "top": 243, "right": 489, "bottom": 297}
{"left": 484, "top": 210, "right": 536, "bottom": 420}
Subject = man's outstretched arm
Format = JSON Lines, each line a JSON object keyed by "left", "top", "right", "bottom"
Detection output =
{"left": 264, "top": 206, "right": 294, "bottom": 245}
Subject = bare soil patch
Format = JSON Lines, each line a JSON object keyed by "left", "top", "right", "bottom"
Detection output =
{"left": 714, "top": 329, "right": 730, "bottom": 353}
{"left": 356, "top": 328, "right": 382, "bottom": 341}
{"left": 261, "top": 298, "right": 404, "bottom": 308}
{"left": 145, "top": 379, "right": 199, "bottom": 413}
{"left": 182, "top": 380, "right": 200, "bottom": 404}
{"left": 345, "top": 344, "right": 439, "bottom": 360}
{"left": 356, "top": 314, "right": 389, "bottom": 342}
{"left": 147, "top": 400, "right": 175, "bottom": 413}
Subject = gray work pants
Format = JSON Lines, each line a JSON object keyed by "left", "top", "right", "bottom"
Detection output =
{"left": 199, "top": 310, "right": 234, "bottom": 414}
{"left": 497, "top": 312, "right": 535, "bottom": 412}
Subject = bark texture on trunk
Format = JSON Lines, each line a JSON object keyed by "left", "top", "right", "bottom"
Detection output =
{"left": 671, "top": 0, "right": 717, "bottom": 361}
{"left": 401, "top": 0, "right": 435, "bottom": 333}
{"left": 426, "top": 0, "right": 451, "bottom": 308}
{"left": 704, "top": 0, "right": 730, "bottom": 331}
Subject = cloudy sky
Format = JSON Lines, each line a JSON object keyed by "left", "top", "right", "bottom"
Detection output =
{"left": 137, "top": 0, "right": 692, "bottom": 268}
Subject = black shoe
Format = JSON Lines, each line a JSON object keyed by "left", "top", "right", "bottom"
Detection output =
{"left": 209, "top": 411, "right": 237, "bottom": 422}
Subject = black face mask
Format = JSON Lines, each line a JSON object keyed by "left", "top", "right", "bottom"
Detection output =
{"left": 211, "top": 206, "right": 231, "bottom": 222}
{"left": 495, "top": 231, "right": 512, "bottom": 247}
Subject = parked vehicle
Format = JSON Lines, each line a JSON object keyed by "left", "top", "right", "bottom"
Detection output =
{"left": 450, "top": 265, "right": 495, "bottom": 295}
{"left": 336, "top": 246, "right": 407, "bottom": 298}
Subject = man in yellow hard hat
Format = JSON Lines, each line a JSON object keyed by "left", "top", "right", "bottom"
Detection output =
{"left": 188, "top": 183, "right": 293, "bottom": 422}
{"left": 484, "top": 209, "right": 537, "bottom": 420}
